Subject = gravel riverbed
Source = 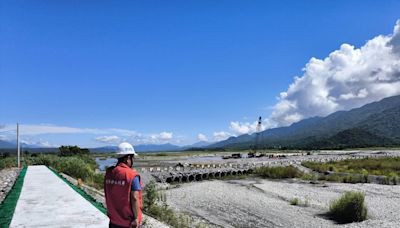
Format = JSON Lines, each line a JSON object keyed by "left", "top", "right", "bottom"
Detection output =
{"left": 166, "top": 178, "right": 400, "bottom": 228}
{"left": 0, "top": 168, "right": 20, "bottom": 204}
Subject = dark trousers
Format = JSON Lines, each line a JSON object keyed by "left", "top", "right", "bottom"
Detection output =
{"left": 109, "top": 222, "right": 142, "bottom": 228}
{"left": 109, "top": 223, "right": 126, "bottom": 228}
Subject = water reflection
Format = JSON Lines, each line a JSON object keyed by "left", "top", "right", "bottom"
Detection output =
{"left": 96, "top": 157, "right": 117, "bottom": 171}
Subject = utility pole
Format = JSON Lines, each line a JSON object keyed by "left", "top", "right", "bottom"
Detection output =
{"left": 255, "top": 116, "right": 262, "bottom": 153}
{"left": 17, "top": 123, "right": 20, "bottom": 168}
{"left": 256, "top": 116, "right": 262, "bottom": 133}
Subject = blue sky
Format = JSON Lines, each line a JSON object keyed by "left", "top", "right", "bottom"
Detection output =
{"left": 1, "top": 1, "right": 400, "bottom": 147}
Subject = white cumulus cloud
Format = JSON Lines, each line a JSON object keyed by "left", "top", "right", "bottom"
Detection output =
{"left": 19, "top": 138, "right": 58, "bottom": 148}
{"left": 0, "top": 124, "right": 140, "bottom": 136}
{"left": 228, "top": 117, "right": 278, "bottom": 135}
{"left": 95, "top": 135, "right": 121, "bottom": 144}
{"left": 270, "top": 20, "right": 400, "bottom": 126}
{"left": 159, "top": 132, "right": 173, "bottom": 140}
{"left": 213, "top": 131, "right": 233, "bottom": 141}
{"left": 148, "top": 131, "right": 174, "bottom": 143}
{"left": 36, "top": 141, "right": 55, "bottom": 148}
{"left": 197, "top": 133, "right": 208, "bottom": 142}
{"left": 229, "top": 120, "right": 273, "bottom": 135}
{"left": 0, "top": 123, "right": 176, "bottom": 146}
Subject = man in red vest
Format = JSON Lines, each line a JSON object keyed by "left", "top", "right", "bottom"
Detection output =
{"left": 105, "top": 142, "right": 143, "bottom": 228}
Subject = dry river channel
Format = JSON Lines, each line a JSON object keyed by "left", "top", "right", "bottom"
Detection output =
{"left": 165, "top": 178, "right": 400, "bottom": 228}
{"left": 159, "top": 150, "right": 400, "bottom": 228}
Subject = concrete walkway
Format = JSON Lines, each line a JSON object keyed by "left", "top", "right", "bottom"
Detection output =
{"left": 10, "top": 166, "right": 109, "bottom": 227}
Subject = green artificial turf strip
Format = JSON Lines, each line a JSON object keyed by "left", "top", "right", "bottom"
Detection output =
{"left": 0, "top": 167, "right": 27, "bottom": 228}
{"left": 47, "top": 166, "right": 107, "bottom": 215}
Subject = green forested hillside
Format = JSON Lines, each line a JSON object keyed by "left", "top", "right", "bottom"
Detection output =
{"left": 210, "top": 95, "right": 400, "bottom": 150}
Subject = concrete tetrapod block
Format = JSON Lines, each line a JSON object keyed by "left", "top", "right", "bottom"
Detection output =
{"left": 195, "top": 174, "right": 202, "bottom": 181}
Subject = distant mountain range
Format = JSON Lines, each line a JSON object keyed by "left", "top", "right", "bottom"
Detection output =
{"left": 90, "top": 141, "right": 212, "bottom": 153}
{"left": 0, "top": 140, "right": 15, "bottom": 148}
{"left": 187, "top": 141, "right": 212, "bottom": 148}
{"left": 0, "top": 141, "right": 213, "bottom": 153}
{"left": 0, "top": 140, "right": 46, "bottom": 149}
{"left": 209, "top": 95, "right": 400, "bottom": 149}
{"left": 91, "top": 143, "right": 181, "bottom": 153}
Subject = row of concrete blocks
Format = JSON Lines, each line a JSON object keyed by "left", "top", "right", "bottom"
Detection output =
{"left": 152, "top": 153, "right": 399, "bottom": 183}
{"left": 140, "top": 163, "right": 252, "bottom": 173}
{"left": 153, "top": 168, "right": 254, "bottom": 183}
{"left": 147, "top": 153, "right": 398, "bottom": 178}
{"left": 146, "top": 155, "right": 361, "bottom": 176}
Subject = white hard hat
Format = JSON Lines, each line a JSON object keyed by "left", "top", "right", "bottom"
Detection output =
{"left": 116, "top": 142, "right": 137, "bottom": 158}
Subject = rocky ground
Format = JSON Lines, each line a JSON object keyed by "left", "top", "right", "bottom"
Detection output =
{"left": 0, "top": 168, "right": 20, "bottom": 203}
{"left": 0, "top": 168, "right": 20, "bottom": 204}
{"left": 165, "top": 178, "right": 400, "bottom": 228}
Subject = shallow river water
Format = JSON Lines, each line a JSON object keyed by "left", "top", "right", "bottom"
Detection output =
{"left": 95, "top": 158, "right": 117, "bottom": 171}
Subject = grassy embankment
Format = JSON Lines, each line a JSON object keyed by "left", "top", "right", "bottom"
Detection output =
{"left": 27, "top": 154, "right": 105, "bottom": 189}
{"left": 302, "top": 157, "right": 400, "bottom": 184}
{"left": 0, "top": 154, "right": 104, "bottom": 189}
{"left": 252, "top": 157, "right": 399, "bottom": 185}
{"left": 254, "top": 165, "right": 303, "bottom": 179}
{"left": 303, "top": 157, "right": 400, "bottom": 176}
{"left": 0, "top": 156, "right": 17, "bottom": 170}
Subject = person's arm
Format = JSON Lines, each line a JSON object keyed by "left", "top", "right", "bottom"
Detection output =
{"left": 130, "top": 191, "right": 140, "bottom": 228}
{"left": 130, "top": 176, "right": 141, "bottom": 228}
{"left": 103, "top": 172, "right": 108, "bottom": 208}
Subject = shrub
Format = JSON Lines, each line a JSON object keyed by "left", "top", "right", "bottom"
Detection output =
{"left": 380, "top": 177, "right": 391, "bottom": 185}
{"left": 324, "top": 175, "right": 342, "bottom": 182}
{"left": 58, "top": 157, "right": 94, "bottom": 180}
{"left": 290, "top": 198, "right": 299, "bottom": 205}
{"left": 143, "top": 180, "right": 158, "bottom": 211}
{"left": 255, "top": 166, "right": 303, "bottom": 179}
{"left": 388, "top": 172, "right": 398, "bottom": 185}
{"left": 289, "top": 197, "right": 309, "bottom": 207}
{"left": 31, "top": 154, "right": 57, "bottom": 167}
{"left": 329, "top": 191, "right": 368, "bottom": 223}
{"left": 154, "top": 153, "right": 168, "bottom": 156}
{"left": 87, "top": 172, "right": 104, "bottom": 189}
{"left": 59, "top": 145, "right": 90, "bottom": 157}
{"left": 301, "top": 173, "right": 319, "bottom": 182}
{"left": 328, "top": 165, "right": 337, "bottom": 172}
{"left": 344, "top": 175, "right": 366, "bottom": 184}
{"left": 0, "top": 157, "right": 17, "bottom": 170}
{"left": 24, "top": 154, "right": 101, "bottom": 185}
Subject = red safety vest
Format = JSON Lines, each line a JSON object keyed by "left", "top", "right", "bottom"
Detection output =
{"left": 105, "top": 163, "right": 143, "bottom": 227}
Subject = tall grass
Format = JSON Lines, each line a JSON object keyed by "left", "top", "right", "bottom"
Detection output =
{"left": 289, "top": 197, "right": 309, "bottom": 207}
{"left": 302, "top": 157, "right": 400, "bottom": 177}
{"left": 329, "top": 191, "right": 368, "bottom": 223}
{"left": 0, "top": 157, "right": 17, "bottom": 170}
{"left": 24, "top": 154, "right": 104, "bottom": 189}
{"left": 318, "top": 174, "right": 370, "bottom": 184}
{"left": 254, "top": 165, "right": 303, "bottom": 179}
